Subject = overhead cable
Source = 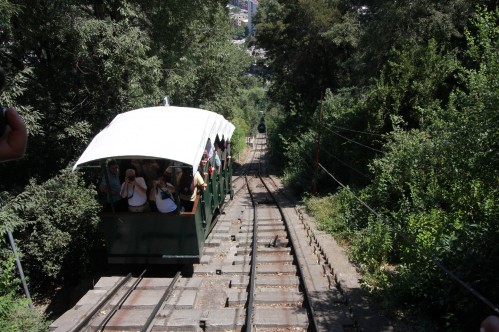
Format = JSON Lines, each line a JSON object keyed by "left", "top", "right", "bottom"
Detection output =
{"left": 319, "top": 147, "right": 372, "bottom": 180}
{"left": 320, "top": 123, "right": 385, "bottom": 154}
{"left": 325, "top": 122, "right": 384, "bottom": 136}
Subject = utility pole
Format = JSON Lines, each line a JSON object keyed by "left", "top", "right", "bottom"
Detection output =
{"left": 313, "top": 94, "right": 323, "bottom": 194}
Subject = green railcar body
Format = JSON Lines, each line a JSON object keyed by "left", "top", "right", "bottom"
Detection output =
{"left": 99, "top": 164, "right": 233, "bottom": 264}
{"left": 73, "top": 106, "right": 236, "bottom": 265}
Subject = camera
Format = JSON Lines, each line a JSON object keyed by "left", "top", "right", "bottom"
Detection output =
{"left": 127, "top": 175, "right": 135, "bottom": 181}
{"left": 0, "top": 106, "right": 7, "bottom": 138}
{"left": 160, "top": 190, "right": 171, "bottom": 200}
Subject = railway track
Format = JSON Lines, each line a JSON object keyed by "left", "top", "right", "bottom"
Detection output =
{"left": 50, "top": 134, "right": 360, "bottom": 331}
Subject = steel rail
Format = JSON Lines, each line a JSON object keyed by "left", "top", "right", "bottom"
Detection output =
{"left": 259, "top": 175, "right": 320, "bottom": 332}
{"left": 241, "top": 133, "right": 265, "bottom": 331}
{"left": 141, "top": 271, "right": 182, "bottom": 332}
{"left": 95, "top": 269, "right": 147, "bottom": 331}
{"left": 69, "top": 273, "right": 133, "bottom": 332}
{"left": 244, "top": 174, "right": 258, "bottom": 332}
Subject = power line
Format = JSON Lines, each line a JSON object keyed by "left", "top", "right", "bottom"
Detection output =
{"left": 325, "top": 122, "right": 384, "bottom": 136}
{"left": 319, "top": 147, "right": 371, "bottom": 180}
{"left": 320, "top": 123, "right": 385, "bottom": 154}
{"left": 318, "top": 162, "right": 499, "bottom": 315}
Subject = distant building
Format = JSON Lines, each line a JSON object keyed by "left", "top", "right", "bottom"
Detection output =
{"left": 233, "top": 12, "right": 248, "bottom": 27}
{"left": 247, "top": 0, "right": 258, "bottom": 35}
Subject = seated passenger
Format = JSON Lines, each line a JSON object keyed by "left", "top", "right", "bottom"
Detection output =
{"left": 150, "top": 175, "right": 177, "bottom": 214}
{"left": 120, "top": 168, "right": 149, "bottom": 212}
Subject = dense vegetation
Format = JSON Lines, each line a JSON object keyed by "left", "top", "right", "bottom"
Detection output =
{"left": 1, "top": 0, "right": 497, "bottom": 330}
{"left": 255, "top": 1, "right": 498, "bottom": 330}
{"left": 0, "top": 0, "right": 263, "bottom": 328}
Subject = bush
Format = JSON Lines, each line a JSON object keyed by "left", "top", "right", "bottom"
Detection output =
{"left": 2, "top": 168, "right": 102, "bottom": 294}
{"left": 326, "top": 8, "right": 499, "bottom": 328}
{"left": 0, "top": 253, "right": 48, "bottom": 331}
{"left": 230, "top": 117, "right": 249, "bottom": 161}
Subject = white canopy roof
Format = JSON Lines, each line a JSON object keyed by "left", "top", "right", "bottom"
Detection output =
{"left": 73, "top": 106, "right": 235, "bottom": 171}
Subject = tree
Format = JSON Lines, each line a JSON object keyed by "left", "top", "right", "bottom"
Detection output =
{"left": 254, "top": 0, "right": 357, "bottom": 120}
{"left": 335, "top": 7, "right": 499, "bottom": 328}
{"left": 356, "top": 0, "right": 490, "bottom": 81}
{"left": 1, "top": 1, "right": 163, "bottom": 185}
{"left": 2, "top": 168, "right": 102, "bottom": 293}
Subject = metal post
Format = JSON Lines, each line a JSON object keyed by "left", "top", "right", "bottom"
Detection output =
{"left": 313, "top": 94, "right": 323, "bottom": 194}
{"left": 236, "top": 132, "right": 240, "bottom": 162}
{"left": 7, "top": 231, "right": 33, "bottom": 309}
{"left": 102, "top": 161, "right": 115, "bottom": 213}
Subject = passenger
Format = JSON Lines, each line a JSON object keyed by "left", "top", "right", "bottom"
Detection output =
{"left": 163, "top": 166, "right": 179, "bottom": 191}
{"left": 220, "top": 138, "right": 226, "bottom": 169}
{"left": 179, "top": 155, "right": 208, "bottom": 212}
{"left": 214, "top": 142, "right": 222, "bottom": 173}
{"left": 120, "top": 168, "right": 149, "bottom": 212}
{"left": 205, "top": 138, "right": 214, "bottom": 160}
{"left": 99, "top": 160, "right": 124, "bottom": 212}
{"left": 198, "top": 150, "right": 210, "bottom": 180}
{"left": 148, "top": 165, "right": 177, "bottom": 211}
{"left": 225, "top": 141, "right": 231, "bottom": 168}
{"left": 150, "top": 175, "right": 177, "bottom": 214}
{"left": 142, "top": 159, "right": 160, "bottom": 192}
{"left": 130, "top": 159, "right": 144, "bottom": 177}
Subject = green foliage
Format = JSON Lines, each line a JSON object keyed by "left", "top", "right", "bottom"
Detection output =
{"left": 229, "top": 117, "right": 249, "bottom": 161}
{"left": 303, "top": 190, "right": 359, "bottom": 241}
{"left": 0, "top": 254, "right": 18, "bottom": 295}
{"left": 0, "top": 1, "right": 261, "bottom": 329}
{"left": 350, "top": 216, "right": 393, "bottom": 280}
{"left": 0, "top": 253, "right": 48, "bottom": 331}
{"left": 318, "top": 88, "right": 381, "bottom": 188}
{"left": 155, "top": 3, "right": 252, "bottom": 116}
{"left": 236, "top": 82, "right": 267, "bottom": 132}
{"left": 233, "top": 25, "right": 247, "bottom": 40}
{"left": 255, "top": 0, "right": 352, "bottom": 119}
{"left": 359, "top": 0, "right": 481, "bottom": 80}
{"left": 281, "top": 129, "right": 316, "bottom": 194}
{"left": 0, "top": 292, "right": 48, "bottom": 332}
{"left": 0, "top": 1, "right": 20, "bottom": 37}
{"left": 372, "top": 40, "right": 461, "bottom": 130}
{"left": 294, "top": 5, "right": 499, "bottom": 330}
{"left": 2, "top": 168, "right": 102, "bottom": 294}
{"left": 75, "top": 16, "right": 163, "bottom": 112}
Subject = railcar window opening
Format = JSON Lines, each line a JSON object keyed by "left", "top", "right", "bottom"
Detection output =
{"left": 93, "top": 157, "right": 215, "bottom": 216}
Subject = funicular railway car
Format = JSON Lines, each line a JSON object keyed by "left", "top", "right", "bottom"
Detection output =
{"left": 73, "top": 106, "right": 235, "bottom": 264}
{"left": 257, "top": 118, "right": 266, "bottom": 133}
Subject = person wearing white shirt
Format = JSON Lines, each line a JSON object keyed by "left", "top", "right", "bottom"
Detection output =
{"left": 150, "top": 176, "right": 177, "bottom": 214}
{"left": 121, "top": 168, "right": 149, "bottom": 212}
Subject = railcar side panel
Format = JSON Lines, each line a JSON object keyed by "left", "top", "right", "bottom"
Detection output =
{"left": 98, "top": 158, "right": 232, "bottom": 265}
{"left": 100, "top": 210, "right": 205, "bottom": 264}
